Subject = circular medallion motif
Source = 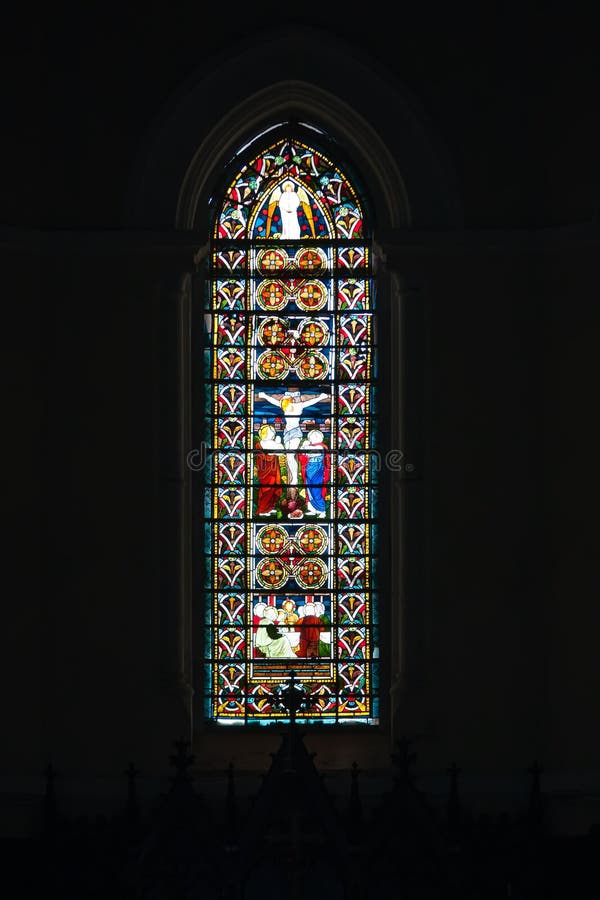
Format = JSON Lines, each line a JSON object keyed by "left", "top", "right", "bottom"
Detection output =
{"left": 296, "top": 281, "right": 327, "bottom": 312}
{"left": 298, "top": 351, "right": 328, "bottom": 380}
{"left": 256, "top": 248, "right": 287, "bottom": 274}
{"left": 256, "top": 350, "right": 288, "bottom": 380}
{"left": 256, "top": 524, "right": 289, "bottom": 555}
{"left": 258, "top": 317, "right": 287, "bottom": 346}
{"left": 296, "top": 248, "right": 327, "bottom": 272}
{"left": 256, "top": 558, "right": 288, "bottom": 589}
{"left": 299, "top": 319, "right": 329, "bottom": 347}
{"left": 257, "top": 281, "right": 287, "bottom": 312}
{"left": 295, "top": 557, "right": 328, "bottom": 589}
{"left": 296, "top": 524, "right": 328, "bottom": 554}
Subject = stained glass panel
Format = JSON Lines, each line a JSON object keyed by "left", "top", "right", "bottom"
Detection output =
{"left": 203, "top": 135, "right": 379, "bottom": 724}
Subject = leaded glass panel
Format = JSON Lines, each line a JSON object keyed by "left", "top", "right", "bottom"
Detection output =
{"left": 203, "top": 135, "right": 379, "bottom": 724}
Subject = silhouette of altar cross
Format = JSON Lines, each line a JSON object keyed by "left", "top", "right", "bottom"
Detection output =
{"left": 266, "top": 670, "right": 311, "bottom": 772}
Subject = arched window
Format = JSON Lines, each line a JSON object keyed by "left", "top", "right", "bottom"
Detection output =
{"left": 202, "top": 127, "right": 379, "bottom": 725}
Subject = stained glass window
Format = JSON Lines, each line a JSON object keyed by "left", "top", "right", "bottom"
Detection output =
{"left": 202, "top": 132, "right": 379, "bottom": 724}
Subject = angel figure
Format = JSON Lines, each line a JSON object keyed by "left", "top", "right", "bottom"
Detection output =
{"left": 266, "top": 180, "right": 316, "bottom": 239}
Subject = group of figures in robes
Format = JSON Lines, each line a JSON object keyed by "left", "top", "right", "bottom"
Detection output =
{"left": 253, "top": 599, "right": 331, "bottom": 659}
{"left": 254, "top": 389, "right": 330, "bottom": 518}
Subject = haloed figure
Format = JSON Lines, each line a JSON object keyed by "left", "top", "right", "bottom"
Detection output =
{"left": 298, "top": 429, "right": 330, "bottom": 518}
{"left": 255, "top": 424, "right": 284, "bottom": 515}
{"left": 266, "top": 180, "right": 317, "bottom": 239}
{"left": 279, "top": 180, "right": 302, "bottom": 239}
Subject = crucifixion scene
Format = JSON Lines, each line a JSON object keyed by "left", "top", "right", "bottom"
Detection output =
{"left": 253, "top": 387, "right": 331, "bottom": 520}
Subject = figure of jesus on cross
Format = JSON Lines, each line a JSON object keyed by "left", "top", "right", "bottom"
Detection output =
{"left": 257, "top": 388, "right": 329, "bottom": 488}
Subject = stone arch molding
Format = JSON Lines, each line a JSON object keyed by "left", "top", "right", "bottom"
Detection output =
{"left": 124, "top": 27, "right": 462, "bottom": 231}
{"left": 176, "top": 79, "right": 410, "bottom": 232}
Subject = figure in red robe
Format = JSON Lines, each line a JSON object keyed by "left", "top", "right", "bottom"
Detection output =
{"left": 255, "top": 425, "right": 283, "bottom": 515}
{"left": 296, "top": 601, "right": 326, "bottom": 658}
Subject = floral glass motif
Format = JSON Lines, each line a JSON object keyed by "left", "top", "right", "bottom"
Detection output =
{"left": 204, "top": 135, "right": 379, "bottom": 724}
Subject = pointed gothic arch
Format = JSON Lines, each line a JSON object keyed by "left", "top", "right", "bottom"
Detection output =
{"left": 123, "top": 26, "right": 462, "bottom": 747}
{"left": 124, "top": 27, "right": 462, "bottom": 233}
{"left": 202, "top": 125, "right": 380, "bottom": 724}
{"left": 175, "top": 82, "right": 410, "bottom": 233}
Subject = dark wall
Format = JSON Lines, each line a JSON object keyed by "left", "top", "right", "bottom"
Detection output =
{"left": 2, "top": 1, "right": 599, "bottom": 837}
{"left": 18, "top": 2, "right": 596, "bottom": 230}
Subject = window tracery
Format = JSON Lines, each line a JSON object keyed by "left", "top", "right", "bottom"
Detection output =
{"left": 203, "top": 133, "right": 379, "bottom": 724}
